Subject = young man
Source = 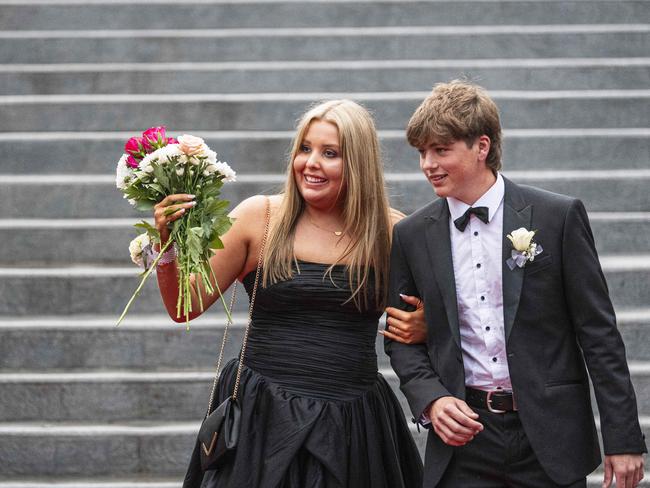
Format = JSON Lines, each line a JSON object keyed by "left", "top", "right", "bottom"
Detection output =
{"left": 385, "top": 81, "right": 646, "bottom": 487}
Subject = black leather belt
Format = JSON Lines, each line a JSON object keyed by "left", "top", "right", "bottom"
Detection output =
{"left": 465, "top": 387, "right": 517, "bottom": 413}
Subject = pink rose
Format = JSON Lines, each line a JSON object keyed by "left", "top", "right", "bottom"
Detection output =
{"left": 125, "top": 136, "right": 145, "bottom": 159}
{"left": 178, "top": 134, "right": 208, "bottom": 156}
{"left": 142, "top": 126, "right": 167, "bottom": 151}
{"left": 167, "top": 137, "right": 178, "bottom": 144}
{"left": 126, "top": 155, "right": 139, "bottom": 168}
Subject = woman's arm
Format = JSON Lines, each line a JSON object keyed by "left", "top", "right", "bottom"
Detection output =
{"left": 154, "top": 194, "right": 269, "bottom": 322}
{"left": 382, "top": 207, "right": 427, "bottom": 344}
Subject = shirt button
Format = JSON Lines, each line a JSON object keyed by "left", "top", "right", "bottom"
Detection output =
{"left": 480, "top": 296, "right": 485, "bottom": 301}
{"left": 474, "top": 231, "right": 479, "bottom": 236}
{"left": 476, "top": 263, "right": 481, "bottom": 269}
{"left": 492, "top": 357, "right": 497, "bottom": 362}
{"left": 485, "top": 326, "right": 491, "bottom": 331}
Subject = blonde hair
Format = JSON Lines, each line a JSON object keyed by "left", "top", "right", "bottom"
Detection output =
{"left": 263, "top": 99, "right": 392, "bottom": 310}
{"left": 406, "top": 80, "right": 502, "bottom": 173}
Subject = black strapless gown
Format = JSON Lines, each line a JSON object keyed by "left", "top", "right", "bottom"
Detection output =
{"left": 185, "top": 261, "right": 423, "bottom": 488}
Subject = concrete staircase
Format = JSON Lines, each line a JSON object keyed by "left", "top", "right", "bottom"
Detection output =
{"left": 0, "top": 1, "right": 648, "bottom": 486}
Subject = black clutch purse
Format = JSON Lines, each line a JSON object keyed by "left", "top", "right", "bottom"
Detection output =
{"left": 193, "top": 197, "right": 270, "bottom": 473}
{"left": 198, "top": 395, "right": 241, "bottom": 470}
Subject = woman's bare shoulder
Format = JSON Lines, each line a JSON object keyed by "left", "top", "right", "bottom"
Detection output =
{"left": 231, "top": 194, "right": 281, "bottom": 218}
{"left": 229, "top": 194, "right": 283, "bottom": 241}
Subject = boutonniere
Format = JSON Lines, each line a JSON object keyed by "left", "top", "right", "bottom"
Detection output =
{"left": 506, "top": 227, "right": 543, "bottom": 270}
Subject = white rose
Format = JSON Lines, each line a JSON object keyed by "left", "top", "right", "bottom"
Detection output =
{"left": 178, "top": 134, "right": 208, "bottom": 157}
{"left": 128, "top": 233, "right": 150, "bottom": 267}
{"left": 507, "top": 228, "right": 536, "bottom": 252}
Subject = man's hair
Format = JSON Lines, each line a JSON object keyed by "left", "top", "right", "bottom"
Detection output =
{"left": 406, "top": 80, "right": 502, "bottom": 172}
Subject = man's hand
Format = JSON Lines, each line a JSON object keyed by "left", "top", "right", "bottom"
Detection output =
{"left": 429, "top": 396, "right": 483, "bottom": 447}
{"left": 382, "top": 294, "right": 427, "bottom": 344}
{"left": 603, "top": 454, "right": 644, "bottom": 488}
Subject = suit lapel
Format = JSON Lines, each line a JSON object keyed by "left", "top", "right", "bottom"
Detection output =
{"left": 424, "top": 199, "right": 461, "bottom": 348}
{"left": 501, "top": 178, "right": 532, "bottom": 341}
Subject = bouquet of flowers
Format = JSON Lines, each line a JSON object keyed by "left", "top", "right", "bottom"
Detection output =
{"left": 115, "top": 126, "right": 236, "bottom": 327}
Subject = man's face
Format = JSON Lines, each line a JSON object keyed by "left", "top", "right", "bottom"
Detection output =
{"left": 417, "top": 136, "right": 491, "bottom": 204}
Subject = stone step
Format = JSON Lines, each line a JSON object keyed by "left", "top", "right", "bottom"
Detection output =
{"left": 0, "top": 480, "right": 180, "bottom": 488}
{"left": 2, "top": 212, "right": 647, "bottom": 266}
{"left": 3, "top": 1, "right": 649, "bottom": 30}
{"left": 0, "top": 477, "right": 646, "bottom": 488}
{"left": 1, "top": 417, "right": 648, "bottom": 477}
{"left": 2, "top": 129, "right": 648, "bottom": 174}
{"left": 1, "top": 362, "right": 649, "bottom": 423}
{"left": 387, "top": 170, "right": 650, "bottom": 214}
{"left": 0, "top": 256, "right": 648, "bottom": 315}
{"left": 1, "top": 309, "right": 648, "bottom": 370}
{"left": 0, "top": 368, "right": 406, "bottom": 422}
{"left": 1, "top": 27, "right": 648, "bottom": 64}
{"left": 2, "top": 59, "right": 649, "bottom": 95}
{"left": 1, "top": 171, "right": 649, "bottom": 219}
{"left": 0, "top": 473, "right": 646, "bottom": 488}
{"left": 2, "top": 91, "right": 648, "bottom": 131}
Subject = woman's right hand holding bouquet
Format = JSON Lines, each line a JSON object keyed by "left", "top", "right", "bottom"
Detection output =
{"left": 154, "top": 193, "right": 197, "bottom": 246}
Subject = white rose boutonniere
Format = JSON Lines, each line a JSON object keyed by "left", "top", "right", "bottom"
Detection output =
{"left": 506, "top": 227, "right": 543, "bottom": 270}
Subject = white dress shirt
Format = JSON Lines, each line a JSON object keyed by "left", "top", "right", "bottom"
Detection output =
{"left": 447, "top": 173, "right": 512, "bottom": 391}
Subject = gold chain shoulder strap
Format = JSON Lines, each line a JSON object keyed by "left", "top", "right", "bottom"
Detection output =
{"left": 205, "top": 197, "right": 271, "bottom": 415}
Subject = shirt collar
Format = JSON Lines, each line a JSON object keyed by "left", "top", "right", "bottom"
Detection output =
{"left": 447, "top": 173, "right": 505, "bottom": 223}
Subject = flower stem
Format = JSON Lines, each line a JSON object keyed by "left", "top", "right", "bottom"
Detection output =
{"left": 116, "top": 238, "right": 173, "bottom": 327}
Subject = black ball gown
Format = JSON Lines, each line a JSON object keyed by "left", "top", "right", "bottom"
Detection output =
{"left": 184, "top": 261, "right": 423, "bottom": 488}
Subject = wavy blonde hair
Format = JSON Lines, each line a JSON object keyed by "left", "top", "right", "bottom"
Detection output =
{"left": 263, "top": 99, "right": 392, "bottom": 310}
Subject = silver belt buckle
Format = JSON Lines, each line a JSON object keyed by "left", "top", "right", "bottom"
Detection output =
{"left": 486, "top": 389, "right": 507, "bottom": 413}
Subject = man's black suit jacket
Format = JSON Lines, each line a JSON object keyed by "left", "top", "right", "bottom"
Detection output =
{"left": 386, "top": 177, "right": 646, "bottom": 486}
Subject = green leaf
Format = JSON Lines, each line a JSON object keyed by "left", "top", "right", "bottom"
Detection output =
{"left": 134, "top": 220, "right": 160, "bottom": 242}
{"left": 134, "top": 200, "right": 155, "bottom": 211}
{"left": 209, "top": 235, "right": 224, "bottom": 249}
{"left": 213, "top": 216, "right": 234, "bottom": 236}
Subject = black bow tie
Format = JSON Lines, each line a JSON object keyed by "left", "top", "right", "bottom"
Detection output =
{"left": 454, "top": 206, "right": 489, "bottom": 231}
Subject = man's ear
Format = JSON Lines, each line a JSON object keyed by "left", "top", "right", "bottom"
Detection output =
{"left": 477, "top": 135, "right": 491, "bottom": 163}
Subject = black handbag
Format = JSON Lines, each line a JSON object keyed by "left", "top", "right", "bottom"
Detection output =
{"left": 195, "top": 197, "right": 270, "bottom": 472}
{"left": 198, "top": 395, "right": 241, "bottom": 470}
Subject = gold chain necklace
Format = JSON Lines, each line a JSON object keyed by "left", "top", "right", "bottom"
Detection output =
{"left": 306, "top": 214, "right": 344, "bottom": 236}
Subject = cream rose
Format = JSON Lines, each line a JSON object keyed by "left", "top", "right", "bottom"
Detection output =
{"left": 507, "top": 228, "right": 536, "bottom": 252}
{"left": 129, "top": 233, "right": 151, "bottom": 267}
{"left": 178, "top": 134, "right": 208, "bottom": 157}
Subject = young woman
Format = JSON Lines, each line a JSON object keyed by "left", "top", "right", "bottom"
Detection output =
{"left": 154, "top": 100, "right": 424, "bottom": 487}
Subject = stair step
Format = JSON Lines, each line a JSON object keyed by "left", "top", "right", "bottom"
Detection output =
{"left": 1, "top": 171, "right": 649, "bottom": 219}
{"left": 0, "top": 256, "right": 648, "bottom": 315}
{"left": 1, "top": 309, "right": 649, "bottom": 369}
{"left": 0, "top": 480, "right": 179, "bottom": 488}
{"left": 1, "top": 417, "right": 648, "bottom": 476}
{"left": 0, "top": 477, "right": 647, "bottom": 488}
{"left": 1, "top": 90, "right": 648, "bottom": 131}
{"left": 3, "top": 1, "right": 649, "bottom": 30}
{"left": 1, "top": 26, "right": 648, "bottom": 64}
{"left": 0, "top": 474, "right": 646, "bottom": 488}
{"left": 2, "top": 363, "right": 650, "bottom": 422}
{"left": 1, "top": 211, "right": 647, "bottom": 266}
{"left": 2, "top": 59, "right": 649, "bottom": 95}
{"left": 2, "top": 129, "right": 648, "bottom": 174}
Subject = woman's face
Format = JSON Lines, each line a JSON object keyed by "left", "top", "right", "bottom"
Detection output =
{"left": 293, "top": 120, "right": 345, "bottom": 211}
